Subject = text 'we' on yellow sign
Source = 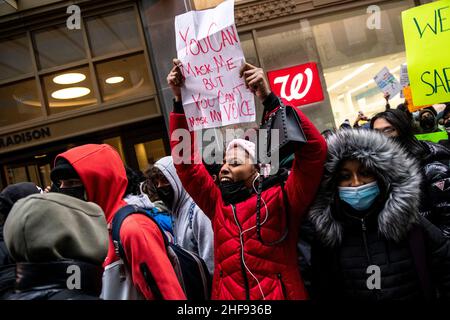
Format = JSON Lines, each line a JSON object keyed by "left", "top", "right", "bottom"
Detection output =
{"left": 402, "top": 0, "right": 450, "bottom": 106}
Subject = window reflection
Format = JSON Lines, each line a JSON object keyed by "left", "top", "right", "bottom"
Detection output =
{"left": 240, "top": 33, "right": 258, "bottom": 67}
{"left": 134, "top": 139, "right": 166, "bottom": 172}
{"left": 103, "top": 137, "right": 126, "bottom": 164}
{"left": 96, "top": 54, "right": 155, "bottom": 102}
{"left": 311, "top": 0, "right": 414, "bottom": 126}
{"left": 0, "top": 35, "right": 33, "bottom": 81}
{"left": 34, "top": 25, "right": 86, "bottom": 70}
{"left": 0, "top": 79, "right": 42, "bottom": 126}
{"left": 86, "top": 8, "right": 141, "bottom": 57}
{"left": 6, "top": 166, "right": 27, "bottom": 185}
{"left": 42, "top": 66, "right": 97, "bottom": 114}
{"left": 257, "top": 23, "right": 311, "bottom": 71}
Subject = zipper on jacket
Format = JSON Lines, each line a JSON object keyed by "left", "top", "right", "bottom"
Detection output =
{"left": 231, "top": 204, "right": 250, "bottom": 300}
{"left": 277, "top": 273, "right": 287, "bottom": 298}
{"left": 360, "top": 218, "right": 373, "bottom": 265}
{"left": 361, "top": 218, "right": 380, "bottom": 300}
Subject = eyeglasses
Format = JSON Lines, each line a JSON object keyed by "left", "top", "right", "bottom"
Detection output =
{"left": 375, "top": 127, "right": 397, "bottom": 135}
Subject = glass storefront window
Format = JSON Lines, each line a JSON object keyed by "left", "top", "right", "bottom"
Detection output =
{"left": 85, "top": 8, "right": 141, "bottom": 57}
{"left": 96, "top": 54, "right": 155, "bottom": 102}
{"left": 27, "top": 165, "right": 40, "bottom": 186}
{"left": 103, "top": 136, "right": 126, "bottom": 163}
{"left": 0, "top": 35, "right": 33, "bottom": 81}
{"left": 0, "top": 5, "right": 157, "bottom": 129}
{"left": 5, "top": 166, "right": 27, "bottom": 185}
{"left": 4, "top": 163, "right": 50, "bottom": 187}
{"left": 33, "top": 24, "right": 86, "bottom": 70}
{"left": 311, "top": 0, "right": 415, "bottom": 127}
{"left": 240, "top": 32, "right": 259, "bottom": 67}
{"left": 0, "top": 79, "right": 42, "bottom": 126}
{"left": 41, "top": 66, "right": 97, "bottom": 114}
{"left": 254, "top": 21, "right": 335, "bottom": 130}
{"left": 134, "top": 139, "right": 166, "bottom": 172}
{"left": 256, "top": 23, "right": 312, "bottom": 71}
{"left": 39, "top": 164, "right": 52, "bottom": 189}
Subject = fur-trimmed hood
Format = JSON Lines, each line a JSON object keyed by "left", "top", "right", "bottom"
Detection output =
{"left": 308, "top": 129, "right": 422, "bottom": 247}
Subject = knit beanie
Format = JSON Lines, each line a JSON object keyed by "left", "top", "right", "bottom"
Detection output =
{"left": 226, "top": 139, "right": 256, "bottom": 164}
{"left": 50, "top": 158, "right": 79, "bottom": 184}
{"left": 0, "top": 182, "right": 42, "bottom": 219}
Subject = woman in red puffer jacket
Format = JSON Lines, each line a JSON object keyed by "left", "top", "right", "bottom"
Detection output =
{"left": 167, "top": 59, "right": 327, "bottom": 300}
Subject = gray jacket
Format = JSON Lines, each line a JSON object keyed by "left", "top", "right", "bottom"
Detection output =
{"left": 155, "top": 156, "right": 214, "bottom": 274}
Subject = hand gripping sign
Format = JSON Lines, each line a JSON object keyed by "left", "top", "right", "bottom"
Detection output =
{"left": 267, "top": 63, "right": 324, "bottom": 107}
{"left": 175, "top": 0, "right": 256, "bottom": 131}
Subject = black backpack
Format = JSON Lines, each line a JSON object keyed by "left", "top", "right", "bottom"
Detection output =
{"left": 111, "top": 205, "right": 211, "bottom": 300}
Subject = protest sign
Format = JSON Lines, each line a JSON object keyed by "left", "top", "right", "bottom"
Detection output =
{"left": 374, "top": 67, "right": 402, "bottom": 98}
{"left": 175, "top": 0, "right": 255, "bottom": 131}
{"left": 402, "top": 0, "right": 450, "bottom": 106}
{"left": 400, "top": 64, "right": 410, "bottom": 88}
{"left": 404, "top": 85, "right": 431, "bottom": 112}
{"left": 415, "top": 130, "right": 448, "bottom": 143}
{"left": 400, "top": 64, "right": 409, "bottom": 98}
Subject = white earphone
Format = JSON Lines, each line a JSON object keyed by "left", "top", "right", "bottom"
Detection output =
{"left": 232, "top": 172, "right": 270, "bottom": 300}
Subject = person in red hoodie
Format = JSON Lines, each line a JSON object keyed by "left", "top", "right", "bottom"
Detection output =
{"left": 167, "top": 59, "right": 327, "bottom": 300}
{"left": 50, "top": 144, "right": 185, "bottom": 300}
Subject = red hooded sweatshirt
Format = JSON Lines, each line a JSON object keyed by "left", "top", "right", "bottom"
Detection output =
{"left": 55, "top": 144, "right": 185, "bottom": 300}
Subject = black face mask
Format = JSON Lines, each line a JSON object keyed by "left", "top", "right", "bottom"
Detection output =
{"left": 420, "top": 117, "right": 436, "bottom": 131}
{"left": 57, "top": 186, "right": 87, "bottom": 201}
{"left": 156, "top": 185, "right": 175, "bottom": 209}
{"left": 219, "top": 180, "right": 253, "bottom": 205}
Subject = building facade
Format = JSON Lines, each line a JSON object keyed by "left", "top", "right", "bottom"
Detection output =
{"left": 0, "top": 0, "right": 431, "bottom": 188}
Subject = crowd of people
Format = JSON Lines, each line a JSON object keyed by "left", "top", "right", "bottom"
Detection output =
{"left": 1, "top": 60, "right": 450, "bottom": 301}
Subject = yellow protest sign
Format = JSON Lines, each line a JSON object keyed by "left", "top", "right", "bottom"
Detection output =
{"left": 402, "top": 0, "right": 450, "bottom": 106}
{"left": 404, "top": 86, "right": 430, "bottom": 112}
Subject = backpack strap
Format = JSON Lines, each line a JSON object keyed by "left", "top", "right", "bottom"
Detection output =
{"left": 408, "top": 225, "right": 434, "bottom": 300}
{"left": 111, "top": 205, "right": 171, "bottom": 300}
{"left": 111, "top": 205, "right": 169, "bottom": 265}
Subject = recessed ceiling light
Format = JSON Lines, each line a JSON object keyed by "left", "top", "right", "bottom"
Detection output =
{"left": 51, "top": 87, "right": 91, "bottom": 99}
{"left": 53, "top": 73, "right": 86, "bottom": 84}
{"left": 105, "top": 76, "right": 124, "bottom": 84}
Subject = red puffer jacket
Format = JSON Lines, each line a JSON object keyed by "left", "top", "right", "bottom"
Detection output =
{"left": 170, "top": 98, "right": 327, "bottom": 300}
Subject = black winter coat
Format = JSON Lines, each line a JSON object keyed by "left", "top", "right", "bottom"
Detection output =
{"left": 419, "top": 141, "right": 450, "bottom": 238}
{"left": 311, "top": 206, "right": 450, "bottom": 300}
{"left": 308, "top": 129, "right": 450, "bottom": 301}
{"left": 4, "top": 260, "right": 103, "bottom": 300}
{"left": 0, "top": 227, "right": 15, "bottom": 298}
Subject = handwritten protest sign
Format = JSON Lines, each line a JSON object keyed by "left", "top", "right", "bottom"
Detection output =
{"left": 373, "top": 67, "right": 402, "bottom": 98}
{"left": 404, "top": 85, "right": 430, "bottom": 112}
{"left": 400, "top": 64, "right": 409, "bottom": 98}
{"left": 402, "top": 0, "right": 450, "bottom": 106}
{"left": 416, "top": 131, "right": 448, "bottom": 143}
{"left": 175, "top": 0, "right": 255, "bottom": 131}
{"left": 400, "top": 64, "right": 410, "bottom": 88}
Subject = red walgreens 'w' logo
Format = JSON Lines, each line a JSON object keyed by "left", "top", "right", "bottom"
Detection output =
{"left": 267, "top": 62, "right": 324, "bottom": 107}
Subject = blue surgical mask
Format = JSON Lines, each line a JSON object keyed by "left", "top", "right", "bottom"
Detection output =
{"left": 338, "top": 181, "right": 380, "bottom": 211}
